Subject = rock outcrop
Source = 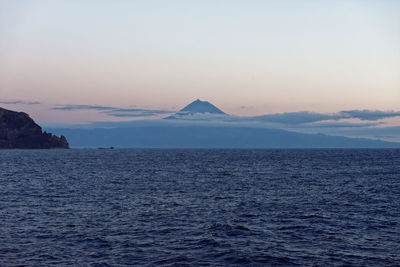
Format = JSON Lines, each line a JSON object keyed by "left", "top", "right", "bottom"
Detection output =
{"left": 0, "top": 107, "right": 69, "bottom": 149}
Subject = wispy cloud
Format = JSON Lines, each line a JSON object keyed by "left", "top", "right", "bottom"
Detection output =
{"left": 252, "top": 110, "right": 400, "bottom": 124}
{"left": 51, "top": 105, "right": 115, "bottom": 111}
{"left": 50, "top": 104, "right": 400, "bottom": 123}
{"left": 106, "top": 109, "right": 174, "bottom": 118}
{"left": 340, "top": 110, "right": 400, "bottom": 121}
{"left": 253, "top": 111, "right": 341, "bottom": 124}
{"left": 0, "top": 100, "right": 40, "bottom": 105}
{"left": 51, "top": 104, "right": 175, "bottom": 118}
{"left": 305, "top": 121, "right": 382, "bottom": 128}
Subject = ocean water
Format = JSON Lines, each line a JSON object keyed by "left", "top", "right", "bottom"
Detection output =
{"left": 0, "top": 149, "right": 399, "bottom": 266}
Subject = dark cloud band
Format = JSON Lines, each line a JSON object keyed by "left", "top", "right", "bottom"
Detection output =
{"left": 0, "top": 100, "right": 40, "bottom": 105}
{"left": 51, "top": 105, "right": 115, "bottom": 111}
{"left": 51, "top": 104, "right": 175, "bottom": 117}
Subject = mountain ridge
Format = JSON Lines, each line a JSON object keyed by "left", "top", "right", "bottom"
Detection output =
{"left": 47, "top": 123, "right": 400, "bottom": 148}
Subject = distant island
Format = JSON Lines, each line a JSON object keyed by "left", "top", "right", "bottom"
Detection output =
{"left": 47, "top": 99, "right": 400, "bottom": 148}
{"left": 0, "top": 107, "right": 69, "bottom": 149}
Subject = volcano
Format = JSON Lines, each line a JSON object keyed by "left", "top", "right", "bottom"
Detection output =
{"left": 165, "top": 99, "right": 227, "bottom": 119}
{"left": 180, "top": 99, "right": 226, "bottom": 114}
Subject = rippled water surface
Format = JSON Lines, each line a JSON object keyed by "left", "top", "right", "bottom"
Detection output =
{"left": 1, "top": 149, "right": 399, "bottom": 266}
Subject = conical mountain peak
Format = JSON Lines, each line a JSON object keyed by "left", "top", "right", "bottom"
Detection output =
{"left": 179, "top": 99, "right": 226, "bottom": 115}
{"left": 164, "top": 99, "right": 227, "bottom": 119}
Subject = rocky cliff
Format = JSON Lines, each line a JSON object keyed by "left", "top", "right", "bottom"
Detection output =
{"left": 0, "top": 107, "right": 69, "bottom": 149}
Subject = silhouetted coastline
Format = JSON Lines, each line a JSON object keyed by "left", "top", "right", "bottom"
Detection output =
{"left": 0, "top": 107, "right": 69, "bottom": 149}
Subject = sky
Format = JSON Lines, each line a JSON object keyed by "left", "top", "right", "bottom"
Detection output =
{"left": 0, "top": 0, "right": 399, "bottom": 124}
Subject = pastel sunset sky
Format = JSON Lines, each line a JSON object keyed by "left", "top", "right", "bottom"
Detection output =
{"left": 1, "top": 0, "right": 399, "bottom": 123}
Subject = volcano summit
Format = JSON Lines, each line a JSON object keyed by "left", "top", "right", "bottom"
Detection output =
{"left": 166, "top": 99, "right": 227, "bottom": 119}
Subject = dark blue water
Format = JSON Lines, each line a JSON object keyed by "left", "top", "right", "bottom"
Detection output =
{"left": 1, "top": 149, "right": 399, "bottom": 266}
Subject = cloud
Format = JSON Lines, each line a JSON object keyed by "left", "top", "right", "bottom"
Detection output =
{"left": 253, "top": 111, "right": 341, "bottom": 124}
{"left": 51, "top": 105, "right": 115, "bottom": 111}
{"left": 111, "top": 108, "right": 172, "bottom": 113}
{"left": 106, "top": 108, "right": 174, "bottom": 118}
{"left": 339, "top": 110, "right": 400, "bottom": 121}
{"left": 50, "top": 104, "right": 400, "bottom": 123}
{"left": 252, "top": 110, "right": 400, "bottom": 124}
{"left": 305, "top": 121, "right": 382, "bottom": 128}
{"left": 0, "top": 100, "right": 40, "bottom": 105}
{"left": 51, "top": 104, "right": 175, "bottom": 118}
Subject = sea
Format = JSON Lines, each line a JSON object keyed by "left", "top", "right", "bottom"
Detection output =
{"left": 0, "top": 149, "right": 399, "bottom": 266}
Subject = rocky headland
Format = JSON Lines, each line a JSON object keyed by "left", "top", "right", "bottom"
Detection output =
{"left": 0, "top": 107, "right": 69, "bottom": 149}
